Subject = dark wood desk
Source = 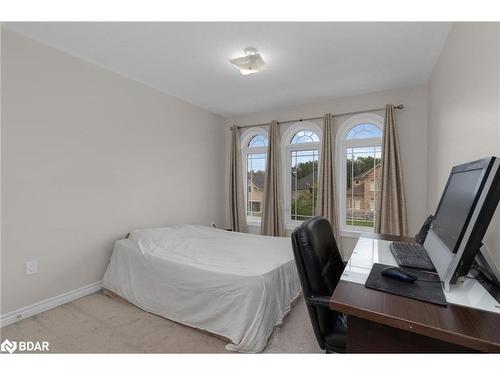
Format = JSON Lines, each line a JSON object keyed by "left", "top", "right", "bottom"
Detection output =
{"left": 330, "top": 233, "right": 500, "bottom": 353}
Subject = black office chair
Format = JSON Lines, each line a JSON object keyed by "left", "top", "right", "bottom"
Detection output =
{"left": 291, "top": 216, "right": 347, "bottom": 353}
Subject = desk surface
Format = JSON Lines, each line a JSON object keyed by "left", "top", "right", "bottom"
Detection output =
{"left": 330, "top": 233, "right": 500, "bottom": 353}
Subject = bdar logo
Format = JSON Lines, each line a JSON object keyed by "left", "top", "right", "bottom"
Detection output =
{"left": 1, "top": 339, "right": 17, "bottom": 354}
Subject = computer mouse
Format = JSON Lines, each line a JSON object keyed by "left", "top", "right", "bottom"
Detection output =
{"left": 381, "top": 266, "right": 418, "bottom": 283}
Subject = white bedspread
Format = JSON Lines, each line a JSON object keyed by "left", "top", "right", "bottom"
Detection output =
{"left": 102, "top": 225, "right": 301, "bottom": 353}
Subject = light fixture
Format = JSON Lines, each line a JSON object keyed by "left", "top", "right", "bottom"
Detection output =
{"left": 229, "top": 47, "right": 266, "bottom": 76}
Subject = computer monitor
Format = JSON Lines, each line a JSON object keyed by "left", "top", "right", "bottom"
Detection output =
{"left": 424, "top": 156, "right": 500, "bottom": 291}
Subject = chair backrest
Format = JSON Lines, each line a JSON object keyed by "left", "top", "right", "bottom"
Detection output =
{"left": 291, "top": 216, "right": 345, "bottom": 347}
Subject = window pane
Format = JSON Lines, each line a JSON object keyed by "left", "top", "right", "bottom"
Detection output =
{"left": 345, "top": 146, "right": 381, "bottom": 228}
{"left": 247, "top": 152, "right": 266, "bottom": 218}
{"left": 346, "top": 123, "right": 382, "bottom": 140}
{"left": 248, "top": 134, "right": 268, "bottom": 148}
{"left": 291, "top": 149, "right": 319, "bottom": 221}
{"left": 290, "top": 130, "right": 320, "bottom": 144}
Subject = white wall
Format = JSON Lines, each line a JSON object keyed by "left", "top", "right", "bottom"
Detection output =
{"left": 0, "top": 23, "right": 3, "bottom": 316}
{"left": 1, "top": 29, "right": 226, "bottom": 314}
{"left": 224, "top": 85, "right": 429, "bottom": 258}
{"left": 428, "top": 23, "right": 500, "bottom": 265}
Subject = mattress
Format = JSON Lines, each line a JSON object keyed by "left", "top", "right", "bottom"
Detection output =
{"left": 102, "top": 225, "right": 301, "bottom": 353}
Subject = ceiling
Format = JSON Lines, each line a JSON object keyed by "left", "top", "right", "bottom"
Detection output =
{"left": 5, "top": 22, "right": 451, "bottom": 117}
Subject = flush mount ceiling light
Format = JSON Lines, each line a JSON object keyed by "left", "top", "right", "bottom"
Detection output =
{"left": 229, "top": 47, "right": 266, "bottom": 76}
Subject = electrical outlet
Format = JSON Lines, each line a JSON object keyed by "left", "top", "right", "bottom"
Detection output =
{"left": 25, "top": 260, "right": 38, "bottom": 276}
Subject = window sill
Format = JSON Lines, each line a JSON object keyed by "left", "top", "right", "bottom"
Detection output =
{"left": 247, "top": 220, "right": 261, "bottom": 228}
{"left": 283, "top": 223, "right": 374, "bottom": 238}
{"left": 285, "top": 221, "right": 305, "bottom": 232}
{"left": 340, "top": 228, "right": 374, "bottom": 239}
{"left": 249, "top": 222, "right": 373, "bottom": 238}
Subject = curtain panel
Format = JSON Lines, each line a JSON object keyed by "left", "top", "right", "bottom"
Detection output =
{"left": 229, "top": 126, "right": 247, "bottom": 232}
{"left": 261, "top": 121, "right": 285, "bottom": 236}
{"left": 316, "top": 113, "right": 341, "bottom": 250}
{"left": 374, "top": 105, "right": 408, "bottom": 236}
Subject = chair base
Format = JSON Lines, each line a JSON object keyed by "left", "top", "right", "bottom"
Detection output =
{"left": 325, "top": 344, "right": 346, "bottom": 354}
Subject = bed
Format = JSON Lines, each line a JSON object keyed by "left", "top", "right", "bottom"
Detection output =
{"left": 102, "top": 224, "right": 301, "bottom": 353}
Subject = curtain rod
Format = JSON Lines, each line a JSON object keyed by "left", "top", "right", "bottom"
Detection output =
{"left": 231, "top": 104, "right": 404, "bottom": 130}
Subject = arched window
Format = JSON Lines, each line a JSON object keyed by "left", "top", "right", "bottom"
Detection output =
{"left": 241, "top": 129, "right": 268, "bottom": 222}
{"left": 291, "top": 130, "right": 320, "bottom": 144}
{"left": 337, "top": 114, "right": 383, "bottom": 232}
{"left": 248, "top": 134, "right": 268, "bottom": 147}
{"left": 282, "top": 122, "right": 322, "bottom": 226}
{"left": 345, "top": 123, "right": 382, "bottom": 140}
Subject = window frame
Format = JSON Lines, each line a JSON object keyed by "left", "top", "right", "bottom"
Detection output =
{"left": 282, "top": 121, "right": 322, "bottom": 230}
{"left": 241, "top": 127, "right": 269, "bottom": 225}
{"left": 336, "top": 113, "right": 383, "bottom": 237}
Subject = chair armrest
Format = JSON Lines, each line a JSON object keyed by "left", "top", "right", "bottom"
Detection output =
{"left": 307, "top": 295, "right": 331, "bottom": 308}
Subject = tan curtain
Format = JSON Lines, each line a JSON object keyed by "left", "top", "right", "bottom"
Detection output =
{"left": 229, "top": 126, "right": 247, "bottom": 232}
{"left": 316, "top": 113, "right": 341, "bottom": 249}
{"left": 375, "top": 105, "right": 408, "bottom": 236}
{"left": 260, "top": 121, "right": 285, "bottom": 236}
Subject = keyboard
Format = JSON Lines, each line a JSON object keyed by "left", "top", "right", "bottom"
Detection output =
{"left": 390, "top": 242, "right": 435, "bottom": 271}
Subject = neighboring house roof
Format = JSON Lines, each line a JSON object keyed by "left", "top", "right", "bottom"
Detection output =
{"left": 249, "top": 172, "right": 316, "bottom": 192}
{"left": 353, "top": 163, "right": 381, "bottom": 180}
{"left": 292, "top": 172, "right": 316, "bottom": 191}
{"left": 346, "top": 183, "right": 365, "bottom": 196}
{"left": 248, "top": 165, "right": 379, "bottom": 194}
{"left": 248, "top": 174, "right": 265, "bottom": 190}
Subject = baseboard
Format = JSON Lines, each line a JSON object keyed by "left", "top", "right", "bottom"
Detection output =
{"left": 0, "top": 281, "right": 102, "bottom": 327}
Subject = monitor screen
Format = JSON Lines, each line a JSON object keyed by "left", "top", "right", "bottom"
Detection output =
{"left": 432, "top": 168, "right": 483, "bottom": 253}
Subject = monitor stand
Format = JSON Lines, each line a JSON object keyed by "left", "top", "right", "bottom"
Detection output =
{"left": 475, "top": 243, "right": 500, "bottom": 287}
{"left": 424, "top": 230, "right": 454, "bottom": 292}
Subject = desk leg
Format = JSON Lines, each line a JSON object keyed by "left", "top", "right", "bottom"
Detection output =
{"left": 346, "top": 315, "right": 476, "bottom": 353}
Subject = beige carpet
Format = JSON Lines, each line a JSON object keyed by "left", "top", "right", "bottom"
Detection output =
{"left": 0, "top": 291, "right": 322, "bottom": 353}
